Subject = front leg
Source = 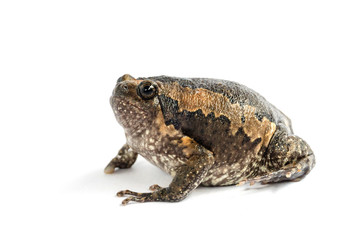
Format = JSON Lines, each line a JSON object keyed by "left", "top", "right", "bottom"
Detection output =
{"left": 117, "top": 145, "right": 214, "bottom": 205}
{"left": 104, "top": 144, "right": 138, "bottom": 174}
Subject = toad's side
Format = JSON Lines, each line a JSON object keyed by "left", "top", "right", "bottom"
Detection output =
{"left": 105, "top": 74, "right": 315, "bottom": 205}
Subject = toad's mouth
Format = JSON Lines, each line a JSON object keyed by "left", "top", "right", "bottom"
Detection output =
{"left": 110, "top": 95, "right": 146, "bottom": 114}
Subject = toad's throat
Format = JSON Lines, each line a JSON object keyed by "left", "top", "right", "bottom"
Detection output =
{"left": 111, "top": 96, "right": 151, "bottom": 129}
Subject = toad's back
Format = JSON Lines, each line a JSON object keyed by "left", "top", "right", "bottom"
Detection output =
{"left": 149, "top": 76, "right": 293, "bottom": 132}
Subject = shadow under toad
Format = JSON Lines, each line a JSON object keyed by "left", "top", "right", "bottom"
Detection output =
{"left": 66, "top": 160, "right": 172, "bottom": 195}
{"left": 67, "top": 158, "right": 293, "bottom": 199}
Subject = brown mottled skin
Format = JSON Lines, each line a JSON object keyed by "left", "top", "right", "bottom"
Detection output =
{"left": 104, "top": 74, "right": 315, "bottom": 205}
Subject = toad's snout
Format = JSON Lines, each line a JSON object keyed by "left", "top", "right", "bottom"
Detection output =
{"left": 113, "top": 82, "right": 129, "bottom": 97}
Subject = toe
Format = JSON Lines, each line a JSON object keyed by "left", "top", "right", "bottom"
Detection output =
{"left": 122, "top": 196, "right": 135, "bottom": 205}
{"left": 117, "top": 190, "right": 142, "bottom": 197}
{"left": 104, "top": 164, "right": 115, "bottom": 174}
{"left": 149, "top": 184, "right": 162, "bottom": 191}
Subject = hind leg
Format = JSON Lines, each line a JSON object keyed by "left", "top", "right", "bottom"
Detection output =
{"left": 238, "top": 154, "right": 315, "bottom": 185}
{"left": 238, "top": 131, "right": 315, "bottom": 186}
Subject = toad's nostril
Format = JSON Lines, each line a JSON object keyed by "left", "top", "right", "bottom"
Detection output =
{"left": 114, "top": 83, "right": 129, "bottom": 96}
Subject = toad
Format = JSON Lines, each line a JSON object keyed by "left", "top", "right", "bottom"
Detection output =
{"left": 104, "top": 74, "right": 315, "bottom": 205}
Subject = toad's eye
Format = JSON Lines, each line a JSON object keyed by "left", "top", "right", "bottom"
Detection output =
{"left": 137, "top": 81, "right": 158, "bottom": 100}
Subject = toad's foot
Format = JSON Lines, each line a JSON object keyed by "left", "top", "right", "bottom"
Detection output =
{"left": 116, "top": 188, "right": 183, "bottom": 205}
{"left": 116, "top": 190, "right": 147, "bottom": 205}
{"left": 104, "top": 144, "right": 138, "bottom": 174}
{"left": 116, "top": 185, "right": 164, "bottom": 205}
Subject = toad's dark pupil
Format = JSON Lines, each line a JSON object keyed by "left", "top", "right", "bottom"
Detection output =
{"left": 142, "top": 85, "right": 154, "bottom": 96}
{"left": 143, "top": 85, "right": 152, "bottom": 92}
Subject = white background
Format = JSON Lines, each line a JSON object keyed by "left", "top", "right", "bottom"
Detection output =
{"left": 1, "top": 1, "right": 359, "bottom": 239}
